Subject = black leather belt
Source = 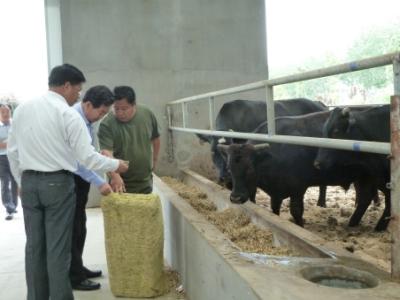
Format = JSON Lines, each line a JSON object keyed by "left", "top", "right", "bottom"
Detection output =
{"left": 24, "top": 170, "right": 71, "bottom": 176}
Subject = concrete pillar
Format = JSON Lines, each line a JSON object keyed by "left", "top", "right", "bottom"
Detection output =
{"left": 44, "top": 0, "right": 63, "bottom": 70}
{"left": 51, "top": 0, "right": 268, "bottom": 205}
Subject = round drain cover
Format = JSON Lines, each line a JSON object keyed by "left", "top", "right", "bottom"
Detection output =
{"left": 301, "top": 265, "right": 379, "bottom": 289}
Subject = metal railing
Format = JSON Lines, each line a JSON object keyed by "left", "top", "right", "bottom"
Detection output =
{"left": 167, "top": 52, "right": 400, "bottom": 154}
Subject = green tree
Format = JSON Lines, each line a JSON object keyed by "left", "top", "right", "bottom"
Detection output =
{"left": 273, "top": 53, "right": 342, "bottom": 104}
{"left": 341, "top": 23, "right": 400, "bottom": 89}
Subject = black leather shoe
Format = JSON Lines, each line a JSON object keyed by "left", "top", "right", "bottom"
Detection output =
{"left": 84, "top": 267, "right": 102, "bottom": 278}
{"left": 72, "top": 279, "right": 101, "bottom": 291}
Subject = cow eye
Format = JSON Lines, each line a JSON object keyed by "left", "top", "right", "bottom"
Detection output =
{"left": 234, "top": 156, "right": 241, "bottom": 163}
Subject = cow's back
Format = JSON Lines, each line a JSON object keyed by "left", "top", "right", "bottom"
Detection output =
{"left": 215, "top": 100, "right": 266, "bottom": 132}
{"left": 215, "top": 98, "right": 327, "bottom": 133}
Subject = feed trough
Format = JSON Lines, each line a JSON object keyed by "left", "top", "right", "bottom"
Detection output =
{"left": 154, "top": 170, "right": 400, "bottom": 299}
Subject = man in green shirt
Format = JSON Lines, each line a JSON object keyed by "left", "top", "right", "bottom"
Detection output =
{"left": 98, "top": 86, "right": 160, "bottom": 193}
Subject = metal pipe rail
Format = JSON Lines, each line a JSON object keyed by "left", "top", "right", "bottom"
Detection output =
{"left": 167, "top": 52, "right": 399, "bottom": 155}
{"left": 167, "top": 52, "right": 400, "bottom": 106}
{"left": 170, "top": 127, "right": 390, "bottom": 155}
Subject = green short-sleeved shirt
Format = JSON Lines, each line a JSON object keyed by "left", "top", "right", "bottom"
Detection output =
{"left": 98, "top": 104, "right": 160, "bottom": 193}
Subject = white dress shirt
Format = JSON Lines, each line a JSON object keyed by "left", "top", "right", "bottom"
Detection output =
{"left": 7, "top": 91, "right": 119, "bottom": 186}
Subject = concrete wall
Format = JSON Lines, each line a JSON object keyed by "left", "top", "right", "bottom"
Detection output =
{"left": 52, "top": 0, "right": 268, "bottom": 203}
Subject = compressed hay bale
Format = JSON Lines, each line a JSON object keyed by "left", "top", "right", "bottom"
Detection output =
{"left": 101, "top": 193, "right": 167, "bottom": 298}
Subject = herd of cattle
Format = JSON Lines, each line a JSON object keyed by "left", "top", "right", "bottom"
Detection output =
{"left": 197, "top": 99, "right": 390, "bottom": 232}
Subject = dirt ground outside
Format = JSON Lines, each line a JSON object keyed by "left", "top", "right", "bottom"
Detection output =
{"left": 254, "top": 185, "right": 390, "bottom": 270}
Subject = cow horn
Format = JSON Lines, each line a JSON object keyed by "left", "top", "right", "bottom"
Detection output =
{"left": 218, "top": 137, "right": 226, "bottom": 144}
{"left": 342, "top": 107, "right": 351, "bottom": 116}
{"left": 253, "top": 143, "right": 270, "bottom": 150}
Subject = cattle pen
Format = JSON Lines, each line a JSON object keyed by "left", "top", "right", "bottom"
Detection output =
{"left": 165, "top": 51, "right": 400, "bottom": 286}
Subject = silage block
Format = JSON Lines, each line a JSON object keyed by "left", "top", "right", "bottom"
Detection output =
{"left": 101, "top": 193, "right": 167, "bottom": 297}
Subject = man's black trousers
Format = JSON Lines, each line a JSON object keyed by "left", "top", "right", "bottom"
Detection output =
{"left": 70, "top": 175, "right": 91, "bottom": 284}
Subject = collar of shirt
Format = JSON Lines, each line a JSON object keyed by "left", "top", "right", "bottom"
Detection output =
{"left": 0, "top": 120, "right": 11, "bottom": 126}
{"left": 74, "top": 101, "right": 92, "bottom": 126}
{"left": 48, "top": 90, "right": 69, "bottom": 105}
{"left": 73, "top": 102, "right": 94, "bottom": 140}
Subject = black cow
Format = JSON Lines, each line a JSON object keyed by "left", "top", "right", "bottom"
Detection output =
{"left": 197, "top": 98, "right": 327, "bottom": 188}
{"left": 314, "top": 105, "right": 390, "bottom": 231}
{"left": 217, "top": 110, "right": 379, "bottom": 227}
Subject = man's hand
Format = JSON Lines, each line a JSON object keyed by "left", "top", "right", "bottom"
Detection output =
{"left": 101, "top": 149, "right": 128, "bottom": 192}
{"left": 99, "top": 183, "right": 113, "bottom": 195}
{"left": 115, "top": 160, "right": 129, "bottom": 173}
{"left": 110, "top": 173, "right": 126, "bottom": 193}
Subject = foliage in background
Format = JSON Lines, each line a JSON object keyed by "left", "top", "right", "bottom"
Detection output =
{"left": 272, "top": 22, "right": 400, "bottom": 105}
{"left": 340, "top": 23, "right": 400, "bottom": 89}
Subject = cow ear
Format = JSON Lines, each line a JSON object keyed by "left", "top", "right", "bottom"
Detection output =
{"left": 254, "top": 144, "right": 271, "bottom": 161}
{"left": 253, "top": 143, "right": 270, "bottom": 150}
{"left": 197, "top": 133, "right": 212, "bottom": 144}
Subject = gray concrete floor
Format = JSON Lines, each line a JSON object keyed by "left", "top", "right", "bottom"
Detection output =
{"left": 0, "top": 208, "right": 183, "bottom": 299}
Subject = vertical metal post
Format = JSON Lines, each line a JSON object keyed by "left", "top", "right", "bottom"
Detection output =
{"left": 390, "top": 95, "right": 400, "bottom": 280}
{"left": 394, "top": 57, "right": 400, "bottom": 95}
{"left": 167, "top": 105, "right": 172, "bottom": 128}
{"left": 182, "top": 102, "right": 187, "bottom": 128}
{"left": 166, "top": 105, "right": 175, "bottom": 163}
{"left": 266, "top": 85, "right": 275, "bottom": 135}
{"left": 208, "top": 96, "right": 215, "bottom": 130}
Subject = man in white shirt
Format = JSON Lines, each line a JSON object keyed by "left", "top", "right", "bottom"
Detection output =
{"left": 0, "top": 104, "right": 18, "bottom": 220}
{"left": 7, "top": 64, "right": 128, "bottom": 300}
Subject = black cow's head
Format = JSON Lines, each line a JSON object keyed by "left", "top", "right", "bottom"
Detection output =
{"left": 217, "top": 143, "right": 270, "bottom": 204}
{"left": 314, "top": 107, "right": 355, "bottom": 169}
{"left": 211, "top": 137, "right": 234, "bottom": 189}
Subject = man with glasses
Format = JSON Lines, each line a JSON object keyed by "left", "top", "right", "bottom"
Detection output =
{"left": 7, "top": 64, "right": 129, "bottom": 300}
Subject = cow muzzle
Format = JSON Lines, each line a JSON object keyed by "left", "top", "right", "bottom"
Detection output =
{"left": 230, "top": 194, "right": 247, "bottom": 204}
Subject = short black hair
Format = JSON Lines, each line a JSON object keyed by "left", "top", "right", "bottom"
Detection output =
{"left": 0, "top": 104, "right": 12, "bottom": 110}
{"left": 48, "top": 63, "right": 86, "bottom": 87}
{"left": 113, "top": 86, "right": 136, "bottom": 105}
{"left": 82, "top": 85, "right": 115, "bottom": 108}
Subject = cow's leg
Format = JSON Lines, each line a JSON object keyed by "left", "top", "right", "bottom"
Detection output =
{"left": 290, "top": 193, "right": 305, "bottom": 227}
{"left": 317, "top": 185, "right": 327, "bottom": 207}
{"left": 250, "top": 190, "right": 257, "bottom": 203}
{"left": 375, "top": 189, "right": 390, "bottom": 231}
{"left": 354, "top": 181, "right": 360, "bottom": 206}
{"left": 349, "top": 183, "right": 374, "bottom": 227}
{"left": 270, "top": 197, "right": 284, "bottom": 216}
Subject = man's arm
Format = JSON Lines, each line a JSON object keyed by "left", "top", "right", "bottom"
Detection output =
{"left": 65, "top": 111, "right": 127, "bottom": 174}
{"left": 101, "top": 149, "right": 126, "bottom": 193}
{"left": 152, "top": 136, "right": 160, "bottom": 170}
{"left": 75, "top": 164, "right": 113, "bottom": 195}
